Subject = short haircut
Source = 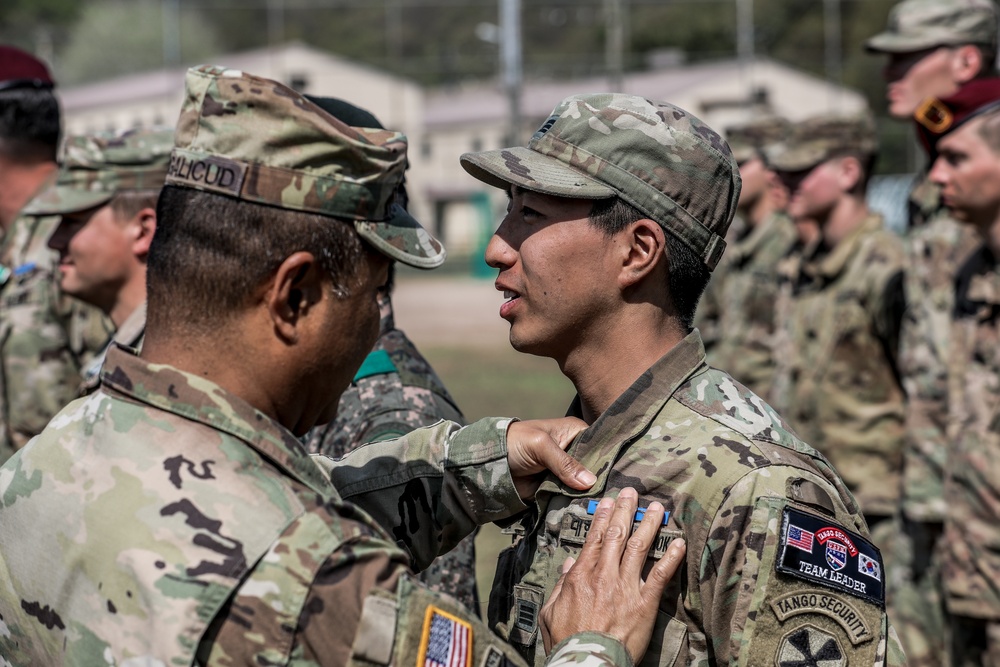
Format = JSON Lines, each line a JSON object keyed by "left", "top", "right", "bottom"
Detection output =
{"left": 147, "top": 185, "right": 366, "bottom": 332}
{"left": 0, "top": 88, "right": 60, "bottom": 162}
{"left": 976, "top": 107, "right": 1000, "bottom": 153}
{"left": 110, "top": 189, "right": 161, "bottom": 222}
{"left": 589, "top": 197, "right": 711, "bottom": 331}
{"left": 972, "top": 44, "right": 999, "bottom": 78}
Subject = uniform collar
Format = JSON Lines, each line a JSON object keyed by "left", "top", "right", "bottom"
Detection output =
{"left": 536, "top": 330, "right": 707, "bottom": 497}
{"left": 113, "top": 301, "right": 147, "bottom": 348}
{"left": 727, "top": 211, "right": 789, "bottom": 265}
{"left": 100, "top": 345, "right": 335, "bottom": 497}
{"left": 802, "top": 212, "right": 883, "bottom": 284}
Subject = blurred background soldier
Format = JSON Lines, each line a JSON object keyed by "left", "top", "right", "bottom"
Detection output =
{"left": 301, "top": 96, "right": 478, "bottom": 614}
{"left": 696, "top": 116, "right": 795, "bottom": 399}
{"left": 918, "top": 79, "right": 1000, "bottom": 667}
{"left": 770, "top": 114, "right": 906, "bottom": 552}
{"left": 0, "top": 46, "right": 110, "bottom": 463}
{"left": 866, "top": 3, "right": 999, "bottom": 662}
{"left": 30, "top": 127, "right": 172, "bottom": 395}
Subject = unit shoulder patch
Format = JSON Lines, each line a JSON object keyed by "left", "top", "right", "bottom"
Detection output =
{"left": 776, "top": 625, "right": 845, "bottom": 667}
{"left": 776, "top": 508, "right": 884, "bottom": 607}
{"left": 769, "top": 589, "right": 873, "bottom": 645}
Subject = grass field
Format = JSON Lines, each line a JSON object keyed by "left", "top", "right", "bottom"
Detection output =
{"left": 419, "top": 343, "right": 575, "bottom": 618}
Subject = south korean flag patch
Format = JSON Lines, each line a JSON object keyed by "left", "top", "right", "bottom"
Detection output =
{"left": 776, "top": 507, "right": 885, "bottom": 608}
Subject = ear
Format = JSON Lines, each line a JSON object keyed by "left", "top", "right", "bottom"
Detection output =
{"left": 619, "top": 219, "right": 666, "bottom": 290}
{"left": 266, "top": 251, "right": 325, "bottom": 344}
{"left": 129, "top": 207, "right": 157, "bottom": 259}
{"left": 953, "top": 45, "right": 985, "bottom": 84}
{"left": 836, "top": 156, "right": 863, "bottom": 192}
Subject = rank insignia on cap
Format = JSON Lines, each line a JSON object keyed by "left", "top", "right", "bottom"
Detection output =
{"left": 915, "top": 98, "right": 954, "bottom": 134}
{"left": 418, "top": 606, "right": 472, "bottom": 667}
{"left": 776, "top": 508, "right": 885, "bottom": 607}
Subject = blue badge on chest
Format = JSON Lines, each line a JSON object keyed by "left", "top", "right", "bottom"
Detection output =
{"left": 777, "top": 507, "right": 885, "bottom": 608}
{"left": 586, "top": 498, "right": 670, "bottom": 525}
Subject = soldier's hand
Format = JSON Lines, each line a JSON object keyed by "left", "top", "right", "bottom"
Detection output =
{"left": 539, "top": 488, "right": 686, "bottom": 663}
{"left": 506, "top": 417, "right": 594, "bottom": 500}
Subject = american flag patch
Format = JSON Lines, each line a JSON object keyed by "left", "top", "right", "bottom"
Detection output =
{"left": 787, "top": 524, "right": 815, "bottom": 553}
{"left": 418, "top": 606, "right": 472, "bottom": 667}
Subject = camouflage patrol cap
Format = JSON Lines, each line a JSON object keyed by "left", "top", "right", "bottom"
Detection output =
{"left": 25, "top": 127, "right": 173, "bottom": 216}
{"left": 865, "top": 0, "right": 998, "bottom": 54}
{"left": 767, "top": 113, "right": 878, "bottom": 173}
{"left": 726, "top": 116, "right": 791, "bottom": 164}
{"left": 460, "top": 93, "right": 740, "bottom": 271}
{"left": 166, "top": 65, "right": 445, "bottom": 269}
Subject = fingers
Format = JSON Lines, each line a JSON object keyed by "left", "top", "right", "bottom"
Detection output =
{"left": 574, "top": 495, "right": 614, "bottom": 570}
{"left": 620, "top": 501, "right": 665, "bottom": 580}
{"left": 642, "top": 537, "right": 686, "bottom": 604}
{"left": 537, "top": 437, "right": 597, "bottom": 490}
{"left": 598, "top": 488, "right": 639, "bottom": 570}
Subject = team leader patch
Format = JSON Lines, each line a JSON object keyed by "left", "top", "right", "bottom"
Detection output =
{"left": 776, "top": 507, "right": 885, "bottom": 608}
{"left": 418, "top": 606, "right": 472, "bottom": 667}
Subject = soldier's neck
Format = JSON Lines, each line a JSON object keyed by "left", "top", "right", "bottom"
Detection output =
{"left": 560, "top": 309, "right": 684, "bottom": 425}
{"left": 0, "top": 157, "right": 57, "bottom": 232}
{"left": 819, "top": 196, "right": 868, "bottom": 251}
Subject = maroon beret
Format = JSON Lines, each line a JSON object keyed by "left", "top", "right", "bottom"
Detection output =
{"left": 0, "top": 45, "right": 54, "bottom": 91}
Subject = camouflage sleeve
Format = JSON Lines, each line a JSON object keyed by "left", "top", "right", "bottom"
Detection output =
{"left": 324, "top": 417, "right": 525, "bottom": 571}
{"left": 1, "top": 265, "right": 110, "bottom": 450}
{"left": 702, "top": 465, "right": 902, "bottom": 666}
{"left": 203, "top": 504, "right": 631, "bottom": 667}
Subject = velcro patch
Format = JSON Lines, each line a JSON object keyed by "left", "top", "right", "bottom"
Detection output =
{"left": 776, "top": 508, "right": 885, "bottom": 607}
{"left": 166, "top": 150, "right": 246, "bottom": 197}
{"left": 418, "top": 606, "right": 472, "bottom": 667}
{"left": 769, "top": 589, "right": 874, "bottom": 645}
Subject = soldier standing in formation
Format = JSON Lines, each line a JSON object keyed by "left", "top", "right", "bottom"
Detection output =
{"left": 0, "top": 65, "right": 687, "bottom": 666}
{"left": 30, "top": 127, "right": 172, "bottom": 395}
{"left": 461, "top": 92, "right": 903, "bottom": 666}
{"left": 866, "top": 1, "right": 999, "bottom": 663}
{"left": 769, "top": 115, "right": 906, "bottom": 548}
{"left": 0, "top": 46, "right": 110, "bottom": 463}
{"left": 917, "top": 79, "right": 1000, "bottom": 667}
{"left": 300, "top": 96, "right": 479, "bottom": 614}
{"left": 697, "top": 116, "right": 796, "bottom": 399}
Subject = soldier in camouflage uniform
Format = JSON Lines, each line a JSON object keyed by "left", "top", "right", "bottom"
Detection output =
{"left": 460, "top": 93, "right": 903, "bottom": 666}
{"left": 914, "top": 78, "right": 1000, "bottom": 667}
{"left": 301, "top": 96, "right": 478, "bottom": 613}
{"left": 865, "top": 4, "right": 998, "bottom": 663}
{"left": 0, "top": 65, "right": 687, "bottom": 666}
{"left": 25, "top": 127, "right": 173, "bottom": 396}
{"left": 0, "top": 46, "right": 112, "bottom": 462}
{"left": 696, "top": 116, "right": 796, "bottom": 398}
{"left": 769, "top": 115, "right": 906, "bottom": 538}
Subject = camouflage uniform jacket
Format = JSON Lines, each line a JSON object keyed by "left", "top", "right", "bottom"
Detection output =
{"left": 79, "top": 301, "right": 146, "bottom": 396}
{"left": 941, "top": 244, "right": 1000, "bottom": 620}
{"left": 701, "top": 211, "right": 797, "bottom": 397}
{"left": 0, "top": 345, "right": 633, "bottom": 666}
{"left": 488, "top": 331, "right": 903, "bottom": 667}
{"left": 304, "top": 294, "right": 478, "bottom": 612}
{"left": 898, "top": 175, "right": 980, "bottom": 523}
{"left": 775, "top": 214, "right": 906, "bottom": 517}
{"left": 0, "top": 213, "right": 111, "bottom": 464}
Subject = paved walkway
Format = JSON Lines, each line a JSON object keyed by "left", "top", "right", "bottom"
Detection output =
{"left": 392, "top": 275, "right": 510, "bottom": 349}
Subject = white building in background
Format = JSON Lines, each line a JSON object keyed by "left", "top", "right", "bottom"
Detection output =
{"left": 59, "top": 45, "right": 868, "bottom": 256}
